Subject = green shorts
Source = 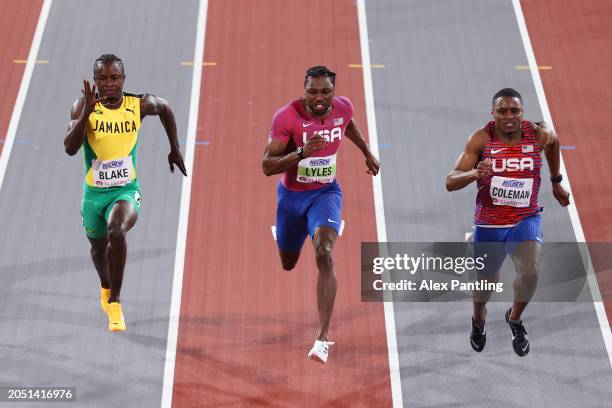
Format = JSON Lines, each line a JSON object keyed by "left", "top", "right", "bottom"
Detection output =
{"left": 81, "top": 181, "right": 142, "bottom": 239}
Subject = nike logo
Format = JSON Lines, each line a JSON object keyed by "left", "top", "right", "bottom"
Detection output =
{"left": 491, "top": 148, "right": 506, "bottom": 154}
{"left": 327, "top": 218, "right": 338, "bottom": 224}
{"left": 126, "top": 107, "right": 135, "bottom": 115}
{"left": 522, "top": 344, "right": 528, "bottom": 352}
{"left": 302, "top": 122, "right": 313, "bottom": 127}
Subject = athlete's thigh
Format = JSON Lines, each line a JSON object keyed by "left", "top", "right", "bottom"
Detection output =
{"left": 105, "top": 187, "right": 142, "bottom": 231}
{"left": 82, "top": 193, "right": 108, "bottom": 239}
{"left": 510, "top": 240, "right": 542, "bottom": 274}
{"left": 473, "top": 226, "right": 509, "bottom": 275}
{"left": 306, "top": 183, "right": 342, "bottom": 239}
{"left": 276, "top": 183, "right": 309, "bottom": 252}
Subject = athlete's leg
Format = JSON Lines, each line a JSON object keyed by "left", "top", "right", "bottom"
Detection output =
{"left": 106, "top": 200, "right": 138, "bottom": 303}
{"left": 275, "top": 182, "right": 309, "bottom": 271}
{"left": 472, "top": 228, "right": 507, "bottom": 323}
{"left": 88, "top": 236, "right": 110, "bottom": 288}
{"left": 312, "top": 226, "right": 338, "bottom": 341}
{"left": 509, "top": 240, "right": 542, "bottom": 320}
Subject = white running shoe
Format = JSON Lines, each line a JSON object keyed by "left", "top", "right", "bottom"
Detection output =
{"left": 308, "top": 340, "right": 335, "bottom": 363}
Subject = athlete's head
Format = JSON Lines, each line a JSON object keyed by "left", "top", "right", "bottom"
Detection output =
{"left": 303, "top": 66, "right": 336, "bottom": 116}
{"left": 93, "top": 54, "right": 125, "bottom": 103}
{"left": 491, "top": 88, "right": 523, "bottom": 136}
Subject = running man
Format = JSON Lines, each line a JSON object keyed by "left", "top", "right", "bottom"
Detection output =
{"left": 446, "top": 88, "right": 570, "bottom": 356}
{"left": 262, "top": 66, "right": 379, "bottom": 363}
{"left": 64, "top": 54, "right": 186, "bottom": 332}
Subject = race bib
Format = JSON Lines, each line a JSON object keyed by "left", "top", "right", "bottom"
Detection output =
{"left": 92, "top": 156, "right": 133, "bottom": 187}
{"left": 296, "top": 154, "right": 336, "bottom": 184}
{"left": 490, "top": 176, "right": 533, "bottom": 207}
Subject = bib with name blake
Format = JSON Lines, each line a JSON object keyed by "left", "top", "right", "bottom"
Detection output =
{"left": 83, "top": 93, "right": 142, "bottom": 188}
{"left": 490, "top": 176, "right": 533, "bottom": 208}
{"left": 92, "top": 156, "right": 133, "bottom": 187}
{"left": 297, "top": 154, "right": 336, "bottom": 184}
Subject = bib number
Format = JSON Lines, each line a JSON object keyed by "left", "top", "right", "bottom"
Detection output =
{"left": 296, "top": 154, "right": 336, "bottom": 184}
{"left": 490, "top": 176, "right": 533, "bottom": 207}
{"left": 92, "top": 156, "right": 133, "bottom": 187}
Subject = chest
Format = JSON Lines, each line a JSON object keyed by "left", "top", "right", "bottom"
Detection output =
{"left": 292, "top": 116, "right": 348, "bottom": 146}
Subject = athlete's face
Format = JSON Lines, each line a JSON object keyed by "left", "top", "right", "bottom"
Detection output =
{"left": 93, "top": 62, "right": 125, "bottom": 102}
{"left": 492, "top": 96, "right": 523, "bottom": 136}
{"left": 304, "top": 76, "right": 335, "bottom": 116}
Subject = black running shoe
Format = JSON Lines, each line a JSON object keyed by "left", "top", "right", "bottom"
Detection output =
{"left": 470, "top": 318, "right": 486, "bottom": 352}
{"left": 505, "top": 308, "right": 530, "bottom": 356}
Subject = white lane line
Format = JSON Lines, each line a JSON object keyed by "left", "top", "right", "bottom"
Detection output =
{"left": 0, "top": 0, "right": 53, "bottom": 193}
{"left": 357, "top": 1, "right": 403, "bottom": 407}
{"left": 161, "top": 0, "right": 209, "bottom": 406}
{"left": 512, "top": 0, "right": 612, "bottom": 368}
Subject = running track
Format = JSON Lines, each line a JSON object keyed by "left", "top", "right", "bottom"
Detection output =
{"left": 0, "top": 1, "right": 611, "bottom": 406}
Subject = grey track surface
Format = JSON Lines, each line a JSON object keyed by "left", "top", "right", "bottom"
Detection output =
{"left": 365, "top": 0, "right": 612, "bottom": 407}
{"left": 0, "top": 0, "right": 197, "bottom": 406}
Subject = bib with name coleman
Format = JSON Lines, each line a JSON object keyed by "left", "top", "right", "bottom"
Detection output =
{"left": 83, "top": 93, "right": 142, "bottom": 189}
{"left": 474, "top": 120, "right": 542, "bottom": 226}
{"left": 297, "top": 154, "right": 336, "bottom": 184}
{"left": 92, "top": 156, "right": 134, "bottom": 187}
{"left": 490, "top": 176, "right": 533, "bottom": 208}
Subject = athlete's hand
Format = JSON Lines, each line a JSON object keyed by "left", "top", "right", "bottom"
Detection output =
{"left": 365, "top": 153, "right": 380, "bottom": 176}
{"left": 553, "top": 183, "right": 570, "bottom": 207}
{"left": 81, "top": 79, "right": 106, "bottom": 116}
{"left": 303, "top": 134, "right": 326, "bottom": 157}
{"left": 168, "top": 148, "right": 187, "bottom": 176}
{"left": 473, "top": 159, "right": 492, "bottom": 180}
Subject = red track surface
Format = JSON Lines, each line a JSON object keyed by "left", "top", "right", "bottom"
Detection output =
{"left": 0, "top": 0, "right": 43, "bottom": 153}
{"left": 173, "top": 1, "right": 392, "bottom": 406}
{"left": 521, "top": 1, "right": 612, "bottom": 309}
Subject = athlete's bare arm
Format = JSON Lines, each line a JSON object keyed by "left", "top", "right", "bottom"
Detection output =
{"left": 446, "top": 129, "right": 491, "bottom": 191}
{"left": 64, "top": 80, "right": 105, "bottom": 156}
{"left": 262, "top": 135, "right": 326, "bottom": 176}
{"left": 344, "top": 119, "right": 379, "bottom": 176}
{"left": 534, "top": 121, "right": 570, "bottom": 206}
{"left": 140, "top": 94, "right": 187, "bottom": 177}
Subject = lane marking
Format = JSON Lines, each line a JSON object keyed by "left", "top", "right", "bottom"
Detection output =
{"left": 13, "top": 59, "right": 49, "bottom": 64}
{"left": 516, "top": 65, "right": 552, "bottom": 70}
{"left": 560, "top": 145, "right": 576, "bottom": 150}
{"left": 161, "top": 0, "right": 209, "bottom": 406}
{"left": 357, "top": 1, "right": 403, "bottom": 407}
{"left": 349, "top": 63, "right": 385, "bottom": 68}
{"left": 180, "top": 61, "right": 216, "bottom": 66}
{"left": 513, "top": 0, "right": 612, "bottom": 368}
{"left": 0, "top": 0, "right": 53, "bottom": 193}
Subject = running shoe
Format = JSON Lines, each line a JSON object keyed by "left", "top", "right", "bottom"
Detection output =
{"left": 108, "top": 302, "right": 126, "bottom": 332}
{"left": 308, "top": 340, "right": 335, "bottom": 363}
{"left": 100, "top": 287, "right": 110, "bottom": 314}
{"left": 470, "top": 318, "right": 486, "bottom": 352}
{"left": 505, "top": 308, "right": 529, "bottom": 356}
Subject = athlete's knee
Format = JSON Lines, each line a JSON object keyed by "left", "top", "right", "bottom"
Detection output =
{"left": 107, "top": 224, "right": 127, "bottom": 246}
{"left": 315, "top": 243, "right": 334, "bottom": 271}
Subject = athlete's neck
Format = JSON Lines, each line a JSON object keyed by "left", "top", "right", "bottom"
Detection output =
{"left": 494, "top": 127, "right": 522, "bottom": 144}
{"left": 102, "top": 94, "right": 124, "bottom": 109}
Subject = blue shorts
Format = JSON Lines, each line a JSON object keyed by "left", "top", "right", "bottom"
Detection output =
{"left": 276, "top": 180, "right": 342, "bottom": 252}
{"left": 473, "top": 215, "right": 543, "bottom": 274}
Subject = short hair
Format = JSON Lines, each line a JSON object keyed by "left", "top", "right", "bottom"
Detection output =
{"left": 492, "top": 88, "right": 522, "bottom": 105}
{"left": 94, "top": 54, "right": 124, "bottom": 73}
{"left": 304, "top": 66, "right": 336, "bottom": 86}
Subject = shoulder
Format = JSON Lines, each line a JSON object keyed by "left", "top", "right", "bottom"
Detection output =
{"left": 334, "top": 96, "right": 353, "bottom": 113}
{"left": 272, "top": 99, "right": 299, "bottom": 124}
{"left": 531, "top": 120, "right": 556, "bottom": 147}
{"left": 466, "top": 127, "right": 489, "bottom": 151}
{"left": 70, "top": 97, "right": 85, "bottom": 118}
